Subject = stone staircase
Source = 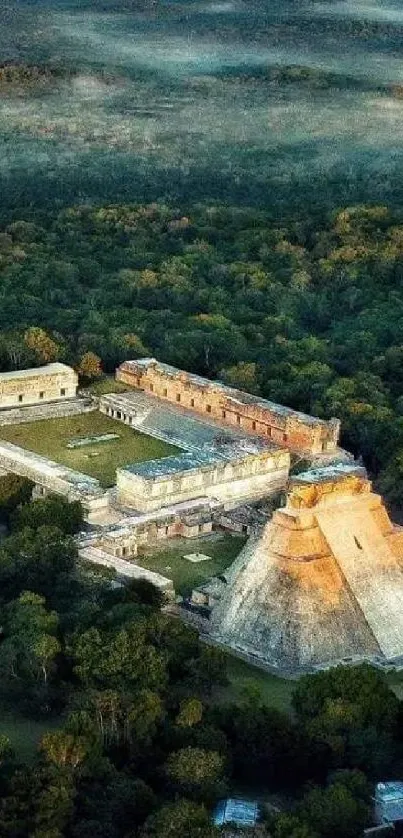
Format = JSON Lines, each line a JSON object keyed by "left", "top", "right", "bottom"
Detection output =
{"left": 102, "top": 391, "right": 239, "bottom": 451}
{"left": 317, "top": 505, "right": 403, "bottom": 659}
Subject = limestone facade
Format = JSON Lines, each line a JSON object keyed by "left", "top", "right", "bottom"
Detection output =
{"left": 116, "top": 358, "right": 340, "bottom": 455}
{"left": 0, "top": 363, "right": 78, "bottom": 409}
{"left": 209, "top": 464, "right": 403, "bottom": 672}
{"left": 116, "top": 447, "right": 290, "bottom": 512}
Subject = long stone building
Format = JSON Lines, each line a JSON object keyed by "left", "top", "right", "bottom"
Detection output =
{"left": 116, "top": 358, "right": 340, "bottom": 456}
{"left": 116, "top": 444, "right": 290, "bottom": 512}
{"left": 0, "top": 363, "right": 78, "bottom": 408}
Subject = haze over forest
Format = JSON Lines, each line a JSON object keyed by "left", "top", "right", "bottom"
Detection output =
{"left": 3, "top": 5, "right": 403, "bottom": 837}
{"left": 3, "top": 0, "right": 403, "bottom": 218}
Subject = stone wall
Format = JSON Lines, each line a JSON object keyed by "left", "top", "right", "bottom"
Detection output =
{"left": 0, "top": 396, "right": 95, "bottom": 426}
{"left": 78, "top": 545, "right": 175, "bottom": 599}
{"left": 0, "top": 439, "right": 109, "bottom": 520}
{"left": 0, "top": 363, "right": 78, "bottom": 409}
{"left": 116, "top": 358, "right": 340, "bottom": 455}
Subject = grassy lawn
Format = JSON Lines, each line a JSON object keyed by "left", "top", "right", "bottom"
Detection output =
{"left": 137, "top": 533, "right": 246, "bottom": 597}
{"left": 0, "top": 703, "right": 61, "bottom": 763}
{"left": 215, "top": 652, "right": 295, "bottom": 714}
{"left": 87, "top": 375, "right": 129, "bottom": 396}
{"left": 0, "top": 412, "right": 180, "bottom": 487}
{"left": 387, "top": 670, "right": 403, "bottom": 701}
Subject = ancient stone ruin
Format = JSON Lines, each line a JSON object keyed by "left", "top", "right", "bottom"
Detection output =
{"left": 116, "top": 357, "right": 340, "bottom": 455}
{"left": 209, "top": 464, "right": 403, "bottom": 672}
{"left": 3, "top": 358, "right": 403, "bottom": 674}
{"left": 0, "top": 363, "right": 78, "bottom": 408}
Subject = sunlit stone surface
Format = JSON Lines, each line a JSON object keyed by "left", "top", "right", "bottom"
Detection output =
{"left": 210, "top": 465, "right": 403, "bottom": 672}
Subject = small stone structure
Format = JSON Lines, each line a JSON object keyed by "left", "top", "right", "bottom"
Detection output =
{"left": 116, "top": 357, "right": 340, "bottom": 455}
{"left": 82, "top": 503, "right": 216, "bottom": 560}
{"left": 0, "top": 363, "right": 78, "bottom": 409}
{"left": 209, "top": 464, "right": 403, "bottom": 673}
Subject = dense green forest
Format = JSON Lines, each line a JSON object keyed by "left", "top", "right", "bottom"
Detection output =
{"left": 0, "top": 489, "right": 402, "bottom": 837}
{"left": 1, "top": 201, "right": 403, "bottom": 503}
{"left": 3, "top": 3, "right": 403, "bottom": 835}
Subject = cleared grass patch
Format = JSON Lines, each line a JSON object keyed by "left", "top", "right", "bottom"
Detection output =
{"left": 215, "top": 652, "right": 295, "bottom": 713}
{"left": 137, "top": 533, "right": 246, "bottom": 597}
{"left": 0, "top": 703, "right": 61, "bottom": 763}
{"left": 387, "top": 670, "right": 403, "bottom": 701}
{"left": 87, "top": 375, "right": 129, "bottom": 396}
{"left": 0, "top": 411, "right": 180, "bottom": 487}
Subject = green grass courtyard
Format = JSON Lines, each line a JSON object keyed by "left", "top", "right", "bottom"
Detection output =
{"left": 136, "top": 532, "right": 246, "bottom": 597}
{"left": 0, "top": 411, "right": 180, "bottom": 487}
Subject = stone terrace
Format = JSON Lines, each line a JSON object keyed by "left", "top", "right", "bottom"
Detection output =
{"left": 100, "top": 390, "right": 271, "bottom": 453}
{"left": 117, "top": 358, "right": 340, "bottom": 456}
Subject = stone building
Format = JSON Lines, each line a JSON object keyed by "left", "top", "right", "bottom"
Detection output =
{"left": 116, "top": 358, "right": 340, "bottom": 456}
{"left": 209, "top": 464, "right": 403, "bottom": 672}
{"left": 116, "top": 446, "right": 290, "bottom": 512}
{"left": 0, "top": 363, "right": 78, "bottom": 408}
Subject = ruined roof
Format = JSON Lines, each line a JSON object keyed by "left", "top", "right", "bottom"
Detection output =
{"left": 120, "top": 450, "right": 221, "bottom": 480}
{"left": 375, "top": 782, "right": 403, "bottom": 825}
{"left": 0, "top": 363, "right": 76, "bottom": 381}
{"left": 292, "top": 463, "right": 366, "bottom": 485}
{"left": 123, "top": 358, "right": 336, "bottom": 429}
{"left": 213, "top": 799, "right": 260, "bottom": 828}
{"left": 120, "top": 440, "right": 280, "bottom": 482}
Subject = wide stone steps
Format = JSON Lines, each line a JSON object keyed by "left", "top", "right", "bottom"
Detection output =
{"left": 112, "top": 392, "right": 231, "bottom": 451}
{"left": 317, "top": 506, "right": 403, "bottom": 659}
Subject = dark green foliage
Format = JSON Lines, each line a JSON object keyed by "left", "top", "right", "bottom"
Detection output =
{"left": 11, "top": 496, "right": 84, "bottom": 536}
{"left": 123, "top": 578, "right": 165, "bottom": 609}
{"left": 0, "top": 475, "right": 33, "bottom": 525}
{"left": 0, "top": 525, "right": 77, "bottom": 606}
{"left": 140, "top": 798, "right": 219, "bottom": 838}
{"left": 293, "top": 665, "right": 399, "bottom": 732}
{"left": 213, "top": 699, "right": 329, "bottom": 790}
{"left": 1, "top": 201, "right": 403, "bottom": 503}
{"left": 297, "top": 770, "right": 372, "bottom": 838}
{"left": 165, "top": 746, "right": 227, "bottom": 803}
{"left": 292, "top": 666, "right": 401, "bottom": 776}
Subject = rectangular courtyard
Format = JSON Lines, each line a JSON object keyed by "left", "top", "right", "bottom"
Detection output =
{"left": 0, "top": 411, "right": 180, "bottom": 487}
{"left": 136, "top": 533, "right": 246, "bottom": 597}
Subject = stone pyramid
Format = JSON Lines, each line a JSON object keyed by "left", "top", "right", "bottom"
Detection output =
{"left": 210, "top": 465, "right": 403, "bottom": 673}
